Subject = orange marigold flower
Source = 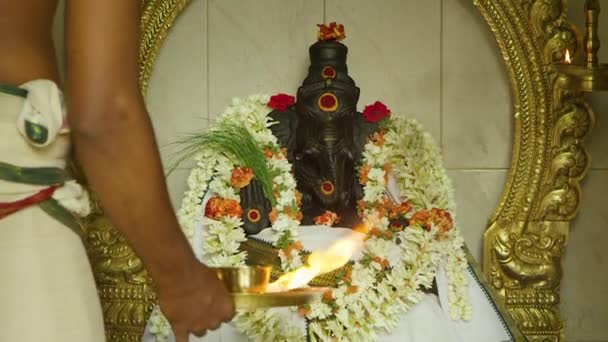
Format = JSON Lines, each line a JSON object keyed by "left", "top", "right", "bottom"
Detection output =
{"left": 373, "top": 256, "right": 390, "bottom": 270}
{"left": 263, "top": 148, "right": 274, "bottom": 159}
{"left": 347, "top": 286, "right": 359, "bottom": 294}
{"left": 383, "top": 230, "right": 394, "bottom": 239}
{"left": 409, "top": 210, "right": 432, "bottom": 230}
{"left": 359, "top": 164, "right": 371, "bottom": 185}
{"left": 431, "top": 208, "right": 454, "bottom": 233}
{"left": 295, "top": 190, "right": 302, "bottom": 206}
{"left": 313, "top": 211, "right": 340, "bottom": 226}
{"left": 204, "top": 197, "right": 243, "bottom": 219}
{"left": 409, "top": 208, "right": 454, "bottom": 233}
{"left": 269, "top": 208, "right": 278, "bottom": 224}
{"left": 284, "top": 241, "right": 303, "bottom": 259}
{"left": 295, "top": 211, "right": 303, "bottom": 221}
{"left": 389, "top": 201, "right": 412, "bottom": 219}
{"left": 322, "top": 290, "right": 334, "bottom": 301}
{"left": 369, "top": 130, "right": 386, "bottom": 146}
{"left": 369, "top": 227, "right": 382, "bottom": 238}
{"left": 222, "top": 199, "right": 243, "bottom": 218}
{"left": 342, "top": 268, "right": 353, "bottom": 283}
{"left": 230, "top": 167, "right": 254, "bottom": 189}
{"left": 357, "top": 199, "right": 367, "bottom": 213}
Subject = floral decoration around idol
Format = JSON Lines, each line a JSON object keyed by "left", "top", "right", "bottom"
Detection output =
{"left": 148, "top": 94, "right": 471, "bottom": 341}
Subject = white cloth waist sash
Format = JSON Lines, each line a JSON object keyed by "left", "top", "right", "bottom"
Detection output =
{"left": 0, "top": 80, "right": 105, "bottom": 342}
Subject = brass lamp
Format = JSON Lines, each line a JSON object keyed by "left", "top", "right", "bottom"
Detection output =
{"left": 556, "top": 0, "right": 608, "bottom": 92}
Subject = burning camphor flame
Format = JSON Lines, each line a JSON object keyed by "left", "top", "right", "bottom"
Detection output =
{"left": 565, "top": 49, "right": 572, "bottom": 64}
{"left": 266, "top": 224, "right": 369, "bottom": 292}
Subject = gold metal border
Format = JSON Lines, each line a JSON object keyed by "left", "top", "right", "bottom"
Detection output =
{"left": 85, "top": 1, "right": 594, "bottom": 341}
{"left": 476, "top": 1, "right": 594, "bottom": 341}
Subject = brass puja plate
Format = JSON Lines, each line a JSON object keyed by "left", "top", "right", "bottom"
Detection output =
{"left": 212, "top": 266, "right": 327, "bottom": 310}
{"left": 231, "top": 287, "right": 329, "bottom": 311}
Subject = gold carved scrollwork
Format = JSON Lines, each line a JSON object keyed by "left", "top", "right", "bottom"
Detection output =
{"left": 477, "top": 0, "right": 594, "bottom": 341}
{"left": 83, "top": 1, "right": 191, "bottom": 341}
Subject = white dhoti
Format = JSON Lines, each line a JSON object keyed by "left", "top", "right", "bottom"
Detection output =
{"left": 0, "top": 81, "right": 105, "bottom": 342}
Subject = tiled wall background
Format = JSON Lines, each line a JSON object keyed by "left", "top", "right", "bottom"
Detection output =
{"left": 53, "top": 0, "right": 607, "bottom": 340}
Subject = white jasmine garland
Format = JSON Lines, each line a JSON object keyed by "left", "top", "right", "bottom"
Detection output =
{"left": 151, "top": 95, "right": 471, "bottom": 341}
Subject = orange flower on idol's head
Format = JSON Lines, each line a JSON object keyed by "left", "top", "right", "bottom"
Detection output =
{"left": 313, "top": 211, "right": 340, "bottom": 226}
{"left": 204, "top": 197, "right": 243, "bottom": 219}
{"left": 359, "top": 164, "right": 371, "bottom": 185}
{"left": 230, "top": 167, "right": 254, "bottom": 189}
{"left": 317, "top": 22, "right": 345, "bottom": 41}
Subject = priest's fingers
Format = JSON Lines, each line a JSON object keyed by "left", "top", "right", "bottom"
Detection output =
{"left": 174, "top": 328, "right": 188, "bottom": 342}
{"left": 191, "top": 326, "right": 208, "bottom": 337}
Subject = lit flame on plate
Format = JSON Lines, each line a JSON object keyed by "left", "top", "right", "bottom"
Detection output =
{"left": 266, "top": 224, "right": 368, "bottom": 292}
{"left": 565, "top": 49, "right": 572, "bottom": 64}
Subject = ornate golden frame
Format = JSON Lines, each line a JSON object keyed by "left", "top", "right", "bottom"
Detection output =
{"left": 476, "top": 0, "right": 593, "bottom": 341}
{"left": 84, "top": 1, "right": 593, "bottom": 341}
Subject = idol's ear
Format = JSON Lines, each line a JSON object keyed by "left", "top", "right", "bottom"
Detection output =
{"left": 239, "top": 179, "right": 272, "bottom": 236}
{"left": 354, "top": 86, "right": 361, "bottom": 103}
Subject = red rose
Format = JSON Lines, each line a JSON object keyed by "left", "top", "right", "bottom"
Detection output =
{"left": 267, "top": 93, "right": 295, "bottom": 111}
{"left": 362, "top": 101, "right": 391, "bottom": 123}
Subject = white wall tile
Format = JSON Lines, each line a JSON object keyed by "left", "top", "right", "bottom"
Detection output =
{"left": 561, "top": 171, "right": 608, "bottom": 341}
{"left": 326, "top": 0, "right": 442, "bottom": 141}
{"left": 446, "top": 169, "right": 508, "bottom": 262}
{"left": 146, "top": 0, "right": 207, "bottom": 208}
{"left": 208, "top": 0, "right": 323, "bottom": 118}
{"left": 441, "top": 0, "right": 513, "bottom": 169}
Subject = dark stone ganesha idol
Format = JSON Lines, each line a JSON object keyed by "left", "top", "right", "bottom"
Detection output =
{"left": 238, "top": 34, "right": 380, "bottom": 235}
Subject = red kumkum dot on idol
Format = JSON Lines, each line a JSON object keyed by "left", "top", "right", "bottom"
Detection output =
{"left": 321, "top": 66, "right": 336, "bottom": 79}
{"left": 321, "top": 181, "right": 335, "bottom": 195}
{"left": 247, "top": 209, "right": 261, "bottom": 223}
{"left": 318, "top": 93, "right": 338, "bottom": 112}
